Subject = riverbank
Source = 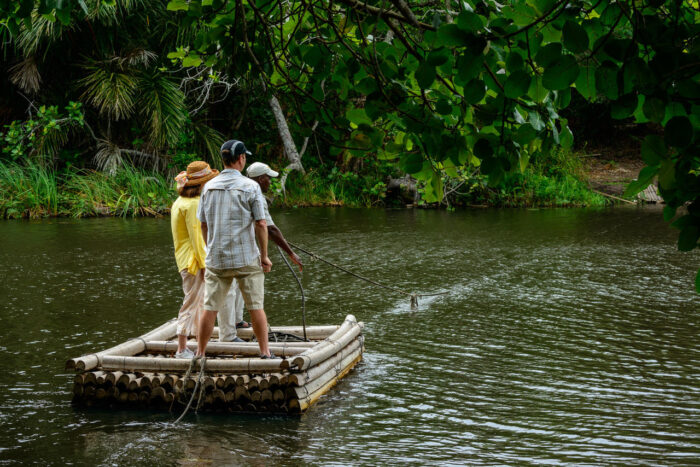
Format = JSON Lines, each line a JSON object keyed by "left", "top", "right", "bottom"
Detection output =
{"left": 0, "top": 156, "right": 627, "bottom": 219}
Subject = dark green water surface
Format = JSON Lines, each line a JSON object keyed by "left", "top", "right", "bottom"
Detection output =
{"left": 0, "top": 207, "right": 698, "bottom": 465}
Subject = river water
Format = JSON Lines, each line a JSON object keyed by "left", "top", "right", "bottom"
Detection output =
{"left": 0, "top": 207, "right": 698, "bottom": 465}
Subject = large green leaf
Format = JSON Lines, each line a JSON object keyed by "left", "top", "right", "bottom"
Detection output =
{"left": 504, "top": 70, "right": 531, "bottom": 99}
{"left": 400, "top": 152, "right": 425, "bottom": 174}
{"left": 574, "top": 64, "right": 596, "bottom": 100}
{"left": 624, "top": 166, "right": 659, "bottom": 197}
{"left": 664, "top": 116, "right": 693, "bottom": 147}
{"left": 436, "top": 24, "right": 469, "bottom": 47}
{"left": 678, "top": 226, "right": 700, "bottom": 252}
{"left": 595, "top": 61, "right": 619, "bottom": 99}
{"left": 415, "top": 62, "right": 436, "bottom": 89}
{"left": 611, "top": 94, "right": 638, "bottom": 119}
{"left": 346, "top": 108, "right": 372, "bottom": 126}
{"left": 464, "top": 79, "right": 486, "bottom": 104}
{"left": 456, "top": 11, "right": 484, "bottom": 32}
{"left": 562, "top": 20, "right": 588, "bottom": 53}
{"left": 642, "top": 97, "right": 666, "bottom": 123}
{"left": 535, "top": 43, "right": 562, "bottom": 68}
{"left": 542, "top": 55, "right": 579, "bottom": 91}
{"left": 641, "top": 135, "right": 666, "bottom": 166}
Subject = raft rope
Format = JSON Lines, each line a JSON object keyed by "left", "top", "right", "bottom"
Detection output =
{"left": 277, "top": 245, "right": 308, "bottom": 341}
{"left": 287, "top": 242, "right": 448, "bottom": 309}
{"left": 172, "top": 355, "right": 207, "bottom": 424}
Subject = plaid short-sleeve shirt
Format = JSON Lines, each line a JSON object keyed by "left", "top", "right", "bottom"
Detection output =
{"left": 197, "top": 169, "right": 267, "bottom": 269}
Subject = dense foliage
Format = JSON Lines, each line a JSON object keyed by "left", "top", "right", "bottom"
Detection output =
{"left": 0, "top": 0, "right": 698, "bottom": 289}
{"left": 0, "top": 0, "right": 223, "bottom": 172}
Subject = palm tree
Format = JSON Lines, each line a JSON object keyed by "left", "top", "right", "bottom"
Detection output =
{"left": 2, "top": 0, "right": 223, "bottom": 172}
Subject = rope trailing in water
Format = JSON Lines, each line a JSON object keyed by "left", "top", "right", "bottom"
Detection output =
{"left": 277, "top": 245, "right": 308, "bottom": 341}
{"left": 288, "top": 241, "right": 447, "bottom": 309}
{"left": 172, "top": 356, "right": 206, "bottom": 424}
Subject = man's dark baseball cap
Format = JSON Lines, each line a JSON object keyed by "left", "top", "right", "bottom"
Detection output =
{"left": 220, "top": 140, "right": 252, "bottom": 156}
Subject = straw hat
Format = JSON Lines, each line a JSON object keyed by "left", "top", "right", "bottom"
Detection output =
{"left": 175, "top": 161, "right": 219, "bottom": 189}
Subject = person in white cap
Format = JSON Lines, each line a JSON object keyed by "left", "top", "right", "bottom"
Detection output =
{"left": 247, "top": 161, "right": 303, "bottom": 271}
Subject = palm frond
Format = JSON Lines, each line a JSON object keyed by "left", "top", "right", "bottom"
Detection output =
{"left": 119, "top": 48, "right": 158, "bottom": 68}
{"left": 84, "top": 0, "right": 149, "bottom": 25}
{"left": 17, "top": 14, "right": 63, "bottom": 55}
{"left": 94, "top": 139, "right": 123, "bottom": 175}
{"left": 9, "top": 56, "right": 42, "bottom": 94}
{"left": 190, "top": 120, "right": 225, "bottom": 166}
{"left": 137, "top": 71, "right": 187, "bottom": 148}
{"left": 79, "top": 63, "right": 138, "bottom": 120}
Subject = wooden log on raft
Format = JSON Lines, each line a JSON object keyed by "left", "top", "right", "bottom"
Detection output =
{"left": 248, "top": 376, "right": 262, "bottom": 391}
{"left": 84, "top": 371, "right": 99, "bottom": 385}
{"left": 282, "top": 315, "right": 363, "bottom": 371}
{"left": 286, "top": 344, "right": 363, "bottom": 413}
{"left": 145, "top": 341, "right": 312, "bottom": 357}
{"left": 235, "top": 375, "right": 250, "bottom": 387}
{"left": 223, "top": 375, "right": 236, "bottom": 390}
{"left": 66, "top": 319, "right": 178, "bottom": 371}
{"left": 287, "top": 338, "right": 363, "bottom": 386}
{"left": 107, "top": 371, "right": 123, "bottom": 386}
{"left": 211, "top": 325, "right": 338, "bottom": 340}
{"left": 99, "top": 356, "right": 284, "bottom": 373}
{"left": 117, "top": 373, "right": 137, "bottom": 390}
{"left": 202, "top": 376, "right": 216, "bottom": 393}
{"left": 162, "top": 374, "right": 179, "bottom": 390}
{"left": 234, "top": 386, "right": 250, "bottom": 402}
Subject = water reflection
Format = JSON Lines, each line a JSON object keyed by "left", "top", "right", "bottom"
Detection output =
{"left": 0, "top": 208, "right": 698, "bottom": 464}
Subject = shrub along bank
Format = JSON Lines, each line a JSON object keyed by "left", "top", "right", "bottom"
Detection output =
{"left": 0, "top": 150, "right": 608, "bottom": 219}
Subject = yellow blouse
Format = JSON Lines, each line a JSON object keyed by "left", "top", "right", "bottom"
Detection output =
{"left": 171, "top": 196, "right": 206, "bottom": 275}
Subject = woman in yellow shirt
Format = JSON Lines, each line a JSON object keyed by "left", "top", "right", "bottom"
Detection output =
{"left": 171, "top": 161, "right": 219, "bottom": 358}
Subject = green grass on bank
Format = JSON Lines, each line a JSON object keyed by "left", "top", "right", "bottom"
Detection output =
{"left": 470, "top": 171, "right": 607, "bottom": 207}
{"left": 279, "top": 167, "right": 388, "bottom": 208}
{"left": 460, "top": 148, "right": 607, "bottom": 207}
{"left": 0, "top": 150, "right": 609, "bottom": 219}
{"left": 0, "top": 161, "right": 174, "bottom": 219}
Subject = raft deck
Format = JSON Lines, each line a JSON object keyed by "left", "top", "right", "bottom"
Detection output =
{"left": 67, "top": 314, "right": 364, "bottom": 414}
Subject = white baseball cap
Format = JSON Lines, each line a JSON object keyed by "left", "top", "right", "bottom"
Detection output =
{"left": 246, "top": 162, "right": 279, "bottom": 178}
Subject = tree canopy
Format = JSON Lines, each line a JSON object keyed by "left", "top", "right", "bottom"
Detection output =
{"left": 1, "top": 0, "right": 699, "bottom": 289}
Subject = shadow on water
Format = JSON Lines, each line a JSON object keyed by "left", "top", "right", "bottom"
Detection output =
{"left": 0, "top": 207, "right": 698, "bottom": 464}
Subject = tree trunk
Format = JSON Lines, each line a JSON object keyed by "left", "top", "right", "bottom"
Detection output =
{"left": 269, "top": 95, "right": 305, "bottom": 192}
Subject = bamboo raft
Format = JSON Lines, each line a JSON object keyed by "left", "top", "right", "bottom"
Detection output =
{"left": 66, "top": 314, "right": 364, "bottom": 414}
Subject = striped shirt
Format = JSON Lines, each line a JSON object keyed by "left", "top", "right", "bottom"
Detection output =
{"left": 197, "top": 169, "right": 267, "bottom": 269}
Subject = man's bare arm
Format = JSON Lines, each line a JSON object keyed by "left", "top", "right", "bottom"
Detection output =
{"left": 254, "top": 219, "right": 271, "bottom": 272}
{"left": 268, "top": 225, "right": 303, "bottom": 271}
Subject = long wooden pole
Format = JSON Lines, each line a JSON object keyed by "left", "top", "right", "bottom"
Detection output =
{"left": 99, "top": 355, "right": 284, "bottom": 372}
{"left": 145, "top": 341, "right": 313, "bottom": 357}
{"left": 211, "top": 325, "right": 338, "bottom": 340}
{"left": 287, "top": 338, "right": 363, "bottom": 386}
{"left": 287, "top": 346, "right": 363, "bottom": 413}
{"left": 281, "top": 315, "right": 357, "bottom": 370}
{"left": 287, "top": 319, "right": 363, "bottom": 371}
{"left": 66, "top": 319, "right": 178, "bottom": 371}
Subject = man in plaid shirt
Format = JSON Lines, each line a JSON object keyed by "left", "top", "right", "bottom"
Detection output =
{"left": 196, "top": 139, "right": 276, "bottom": 358}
